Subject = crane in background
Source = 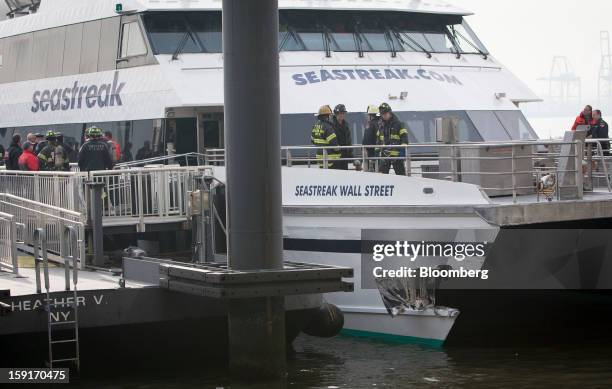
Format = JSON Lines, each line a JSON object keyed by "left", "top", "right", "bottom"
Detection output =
{"left": 538, "top": 56, "right": 582, "bottom": 107}
{"left": 599, "top": 31, "right": 612, "bottom": 110}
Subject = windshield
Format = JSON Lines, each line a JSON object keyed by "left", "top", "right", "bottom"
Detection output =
{"left": 143, "top": 11, "right": 489, "bottom": 55}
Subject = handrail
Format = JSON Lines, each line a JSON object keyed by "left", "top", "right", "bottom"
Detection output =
{"left": 115, "top": 152, "right": 209, "bottom": 169}
{"left": 0, "top": 210, "right": 19, "bottom": 274}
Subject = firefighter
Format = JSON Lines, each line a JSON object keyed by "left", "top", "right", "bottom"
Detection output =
{"left": 363, "top": 105, "right": 380, "bottom": 172}
{"left": 78, "top": 127, "right": 113, "bottom": 172}
{"left": 332, "top": 104, "right": 353, "bottom": 170}
{"left": 38, "top": 131, "right": 67, "bottom": 171}
{"left": 311, "top": 105, "right": 341, "bottom": 168}
{"left": 376, "top": 103, "right": 409, "bottom": 175}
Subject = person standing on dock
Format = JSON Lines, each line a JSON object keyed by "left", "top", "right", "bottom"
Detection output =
{"left": 18, "top": 142, "right": 39, "bottom": 172}
{"left": 332, "top": 104, "right": 353, "bottom": 170}
{"left": 311, "top": 105, "right": 341, "bottom": 168}
{"left": 592, "top": 110, "right": 610, "bottom": 155}
{"left": 78, "top": 127, "right": 113, "bottom": 172}
{"left": 104, "top": 131, "right": 122, "bottom": 164}
{"left": 6, "top": 134, "right": 22, "bottom": 170}
{"left": 572, "top": 105, "right": 597, "bottom": 131}
{"left": 376, "top": 103, "right": 409, "bottom": 176}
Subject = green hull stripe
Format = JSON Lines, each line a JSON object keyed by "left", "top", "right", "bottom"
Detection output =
{"left": 341, "top": 328, "right": 445, "bottom": 348}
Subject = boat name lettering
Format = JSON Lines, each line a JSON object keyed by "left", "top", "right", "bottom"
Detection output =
{"left": 294, "top": 185, "right": 395, "bottom": 197}
{"left": 292, "top": 68, "right": 463, "bottom": 86}
{"left": 9, "top": 294, "right": 105, "bottom": 312}
{"left": 31, "top": 72, "right": 126, "bottom": 113}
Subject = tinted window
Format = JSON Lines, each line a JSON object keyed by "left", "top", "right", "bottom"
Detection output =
{"left": 144, "top": 13, "right": 201, "bottom": 54}
{"left": 467, "top": 111, "right": 511, "bottom": 142}
{"left": 187, "top": 12, "right": 222, "bottom": 53}
{"left": 495, "top": 111, "right": 538, "bottom": 140}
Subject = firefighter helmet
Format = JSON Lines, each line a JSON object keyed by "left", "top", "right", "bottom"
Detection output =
{"left": 379, "top": 103, "right": 392, "bottom": 114}
{"left": 316, "top": 105, "right": 333, "bottom": 116}
{"left": 45, "top": 131, "right": 58, "bottom": 140}
{"left": 334, "top": 104, "right": 347, "bottom": 114}
{"left": 86, "top": 126, "right": 103, "bottom": 138}
{"left": 367, "top": 105, "right": 379, "bottom": 115}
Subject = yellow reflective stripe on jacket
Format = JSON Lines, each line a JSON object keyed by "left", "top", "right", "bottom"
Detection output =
{"left": 311, "top": 138, "right": 328, "bottom": 145}
{"left": 390, "top": 135, "right": 401, "bottom": 140}
{"left": 399, "top": 128, "right": 408, "bottom": 136}
{"left": 326, "top": 133, "right": 337, "bottom": 142}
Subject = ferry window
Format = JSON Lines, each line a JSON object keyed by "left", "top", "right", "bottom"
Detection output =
{"left": 144, "top": 13, "right": 200, "bottom": 55}
{"left": 279, "top": 31, "right": 304, "bottom": 51}
{"left": 449, "top": 22, "right": 489, "bottom": 55}
{"left": 423, "top": 32, "right": 455, "bottom": 53}
{"left": 121, "top": 22, "right": 147, "bottom": 58}
{"left": 330, "top": 32, "right": 357, "bottom": 52}
{"left": 186, "top": 12, "right": 222, "bottom": 53}
{"left": 299, "top": 33, "right": 325, "bottom": 51}
{"left": 495, "top": 111, "right": 538, "bottom": 140}
{"left": 467, "top": 111, "right": 511, "bottom": 142}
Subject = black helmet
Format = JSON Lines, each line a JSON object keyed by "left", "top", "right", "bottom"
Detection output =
{"left": 334, "top": 104, "right": 347, "bottom": 114}
{"left": 379, "top": 103, "right": 392, "bottom": 114}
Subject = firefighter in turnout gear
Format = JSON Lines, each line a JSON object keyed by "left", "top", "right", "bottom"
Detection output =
{"left": 38, "top": 131, "right": 67, "bottom": 171}
{"left": 311, "top": 105, "right": 341, "bottom": 168}
{"left": 332, "top": 104, "right": 353, "bottom": 170}
{"left": 78, "top": 127, "right": 113, "bottom": 172}
{"left": 376, "top": 103, "right": 409, "bottom": 175}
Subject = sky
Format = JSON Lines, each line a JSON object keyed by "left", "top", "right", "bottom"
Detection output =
{"left": 458, "top": 0, "right": 612, "bottom": 104}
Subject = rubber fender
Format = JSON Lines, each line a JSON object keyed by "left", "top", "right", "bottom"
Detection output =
{"left": 303, "top": 302, "right": 344, "bottom": 338}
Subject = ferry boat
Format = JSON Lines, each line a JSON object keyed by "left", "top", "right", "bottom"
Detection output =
{"left": 2, "top": 0, "right": 612, "bottom": 348}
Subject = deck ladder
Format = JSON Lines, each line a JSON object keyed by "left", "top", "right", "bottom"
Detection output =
{"left": 34, "top": 227, "right": 81, "bottom": 372}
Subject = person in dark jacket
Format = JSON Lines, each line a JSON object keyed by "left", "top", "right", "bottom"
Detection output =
{"left": 592, "top": 109, "right": 609, "bottom": 155}
{"left": 18, "top": 142, "right": 40, "bottom": 171}
{"left": 0, "top": 143, "right": 4, "bottom": 166}
{"left": 6, "top": 134, "right": 22, "bottom": 170}
{"left": 363, "top": 105, "right": 380, "bottom": 172}
{"left": 78, "top": 127, "right": 113, "bottom": 172}
{"left": 376, "top": 103, "right": 409, "bottom": 175}
{"left": 332, "top": 104, "right": 353, "bottom": 170}
{"left": 572, "top": 105, "right": 597, "bottom": 131}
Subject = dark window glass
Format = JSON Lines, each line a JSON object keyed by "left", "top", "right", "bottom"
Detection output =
{"left": 144, "top": 13, "right": 201, "bottom": 54}
{"left": 186, "top": 12, "right": 222, "bottom": 53}
{"left": 142, "top": 11, "right": 488, "bottom": 55}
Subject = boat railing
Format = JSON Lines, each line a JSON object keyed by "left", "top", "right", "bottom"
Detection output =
{"left": 204, "top": 139, "right": 611, "bottom": 202}
{"left": 0, "top": 210, "right": 20, "bottom": 275}
{"left": 0, "top": 166, "right": 211, "bottom": 230}
{"left": 0, "top": 193, "right": 85, "bottom": 268}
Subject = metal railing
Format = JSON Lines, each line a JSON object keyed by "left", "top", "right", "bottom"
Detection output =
{"left": 0, "top": 194, "right": 85, "bottom": 268}
{"left": 204, "top": 140, "right": 599, "bottom": 201}
{"left": 0, "top": 167, "right": 211, "bottom": 229}
{"left": 0, "top": 210, "right": 20, "bottom": 274}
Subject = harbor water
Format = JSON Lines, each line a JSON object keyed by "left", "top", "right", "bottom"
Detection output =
{"left": 70, "top": 334, "right": 612, "bottom": 388}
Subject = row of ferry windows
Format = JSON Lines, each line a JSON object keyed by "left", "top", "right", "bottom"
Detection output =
{"left": 143, "top": 11, "right": 488, "bottom": 55}
{"left": 0, "top": 112, "right": 535, "bottom": 161}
